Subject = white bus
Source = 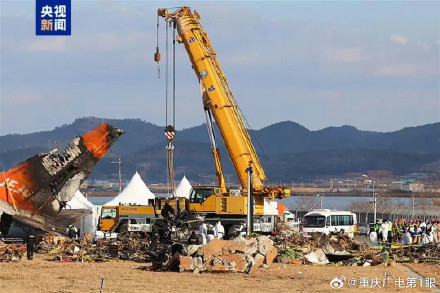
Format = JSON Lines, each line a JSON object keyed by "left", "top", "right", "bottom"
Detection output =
{"left": 302, "top": 209, "right": 357, "bottom": 238}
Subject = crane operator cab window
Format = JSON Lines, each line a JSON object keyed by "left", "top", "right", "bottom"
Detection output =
{"left": 101, "top": 208, "right": 117, "bottom": 219}
{"left": 190, "top": 188, "right": 215, "bottom": 204}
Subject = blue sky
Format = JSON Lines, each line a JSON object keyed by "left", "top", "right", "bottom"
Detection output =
{"left": 0, "top": 0, "right": 439, "bottom": 135}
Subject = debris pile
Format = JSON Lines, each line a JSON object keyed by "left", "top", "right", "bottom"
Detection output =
{"left": 45, "top": 233, "right": 151, "bottom": 262}
{"left": 37, "top": 233, "right": 68, "bottom": 252}
{"left": 4, "top": 225, "right": 439, "bottom": 268}
{"left": 274, "top": 230, "right": 377, "bottom": 265}
{"left": 179, "top": 236, "right": 277, "bottom": 274}
{"left": 274, "top": 230, "right": 319, "bottom": 248}
{"left": 326, "top": 234, "right": 361, "bottom": 251}
{"left": 0, "top": 242, "right": 26, "bottom": 262}
{"left": 274, "top": 229, "right": 440, "bottom": 266}
{"left": 274, "top": 230, "right": 361, "bottom": 251}
{"left": 388, "top": 242, "right": 440, "bottom": 263}
{"left": 274, "top": 231, "right": 362, "bottom": 265}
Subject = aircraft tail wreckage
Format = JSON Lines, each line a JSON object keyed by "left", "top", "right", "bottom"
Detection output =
{"left": 0, "top": 123, "right": 124, "bottom": 235}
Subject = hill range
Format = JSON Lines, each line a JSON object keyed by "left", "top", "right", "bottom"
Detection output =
{"left": 0, "top": 117, "right": 439, "bottom": 184}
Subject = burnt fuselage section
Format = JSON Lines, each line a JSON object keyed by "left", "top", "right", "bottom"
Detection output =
{"left": 0, "top": 123, "right": 124, "bottom": 233}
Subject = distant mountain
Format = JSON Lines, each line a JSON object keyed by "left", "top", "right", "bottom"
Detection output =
{"left": 254, "top": 121, "right": 440, "bottom": 154}
{"left": 0, "top": 117, "right": 164, "bottom": 155}
{"left": 0, "top": 117, "right": 439, "bottom": 183}
{"left": 267, "top": 148, "right": 439, "bottom": 180}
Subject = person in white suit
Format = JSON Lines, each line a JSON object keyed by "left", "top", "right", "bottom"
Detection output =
{"left": 199, "top": 221, "right": 208, "bottom": 244}
{"left": 214, "top": 221, "right": 225, "bottom": 239}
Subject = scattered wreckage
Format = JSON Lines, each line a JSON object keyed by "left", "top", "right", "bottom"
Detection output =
{"left": 274, "top": 229, "right": 440, "bottom": 266}
{"left": 0, "top": 241, "right": 25, "bottom": 262}
{"left": 1, "top": 224, "right": 439, "bottom": 273}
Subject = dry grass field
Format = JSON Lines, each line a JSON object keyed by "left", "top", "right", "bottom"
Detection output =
{"left": 0, "top": 255, "right": 437, "bottom": 293}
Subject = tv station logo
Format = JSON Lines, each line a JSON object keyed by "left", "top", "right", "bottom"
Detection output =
{"left": 36, "top": 0, "right": 71, "bottom": 35}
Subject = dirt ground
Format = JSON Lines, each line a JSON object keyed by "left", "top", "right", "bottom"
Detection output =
{"left": 403, "top": 263, "right": 440, "bottom": 288}
{"left": 0, "top": 256, "right": 438, "bottom": 293}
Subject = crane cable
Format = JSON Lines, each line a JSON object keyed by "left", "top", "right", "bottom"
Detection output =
{"left": 164, "top": 20, "right": 177, "bottom": 197}
{"left": 165, "top": 21, "right": 169, "bottom": 128}
{"left": 156, "top": 13, "right": 177, "bottom": 197}
{"left": 239, "top": 106, "right": 275, "bottom": 183}
{"left": 173, "top": 21, "right": 176, "bottom": 127}
{"left": 155, "top": 14, "right": 160, "bottom": 78}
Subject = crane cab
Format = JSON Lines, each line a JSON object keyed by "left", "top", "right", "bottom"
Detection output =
{"left": 189, "top": 186, "right": 249, "bottom": 215}
{"left": 189, "top": 186, "right": 220, "bottom": 213}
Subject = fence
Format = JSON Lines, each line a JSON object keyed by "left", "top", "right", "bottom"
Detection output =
{"left": 291, "top": 205, "right": 440, "bottom": 225}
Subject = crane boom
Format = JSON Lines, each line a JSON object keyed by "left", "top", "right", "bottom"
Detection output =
{"left": 158, "top": 7, "right": 289, "bottom": 198}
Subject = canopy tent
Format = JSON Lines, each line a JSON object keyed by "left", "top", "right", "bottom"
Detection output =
{"left": 66, "top": 190, "right": 94, "bottom": 211}
{"left": 104, "top": 171, "right": 155, "bottom": 206}
{"left": 62, "top": 190, "right": 96, "bottom": 236}
{"left": 175, "top": 175, "right": 192, "bottom": 199}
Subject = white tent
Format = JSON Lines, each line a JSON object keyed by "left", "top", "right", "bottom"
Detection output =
{"left": 175, "top": 175, "right": 192, "bottom": 199}
{"left": 104, "top": 171, "right": 155, "bottom": 206}
{"left": 67, "top": 190, "right": 94, "bottom": 211}
{"left": 63, "top": 190, "right": 96, "bottom": 236}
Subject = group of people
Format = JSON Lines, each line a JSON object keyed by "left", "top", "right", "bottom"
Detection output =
{"left": 191, "top": 220, "right": 246, "bottom": 245}
{"left": 369, "top": 218, "right": 440, "bottom": 246}
{"left": 197, "top": 220, "right": 225, "bottom": 244}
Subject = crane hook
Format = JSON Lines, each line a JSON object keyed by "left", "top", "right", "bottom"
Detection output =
{"left": 154, "top": 47, "right": 161, "bottom": 78}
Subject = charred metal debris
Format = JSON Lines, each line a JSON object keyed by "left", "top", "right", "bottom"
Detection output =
{"left": 1, "top": 221, "right": 439, "bottom": 270}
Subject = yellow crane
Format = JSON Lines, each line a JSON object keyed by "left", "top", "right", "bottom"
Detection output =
{"left": 157, "top": 7, "right": 290, "bottom": 230}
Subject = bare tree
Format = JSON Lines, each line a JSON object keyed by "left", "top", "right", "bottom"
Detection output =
{"left": 295, "top": 196, "right": 317, "bottom": 212}
{"left": 414, "top": 197, "right": 431, "bottom": 207}
{"left": 349, "top": 200, "right": 371, "bottom": 213}
{"left": 377, "top": 197, "right": 393, "bottom": 213}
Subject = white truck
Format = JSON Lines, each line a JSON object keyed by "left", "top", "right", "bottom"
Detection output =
{"left": 283, "top": 211, "right": 300, "bottom": 229}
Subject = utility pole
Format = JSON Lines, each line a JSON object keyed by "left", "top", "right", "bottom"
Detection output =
{"left": 372, "top": 181, "right": 377, "bottom": 223}
{"left": 317, "top": 194, "right": 324, "bottom": 209}
{"left": 373, "top": 193, "right": 377, "bottom": 223}
{"left": 246, "top": 162, "right": 254, "bottom": 236}
{"left": 412, "top": 193, "right": 415, "bottom": 219}
{"left": 110, "top": 157, "right": 122, "bottom": 192}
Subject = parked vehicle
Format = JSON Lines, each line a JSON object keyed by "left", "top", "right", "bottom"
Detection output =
{"left": 99, "top": 205, "right": 158, "bottom": 233}
{"left": 283, "top": 211, "right": 300, "bottom": 229}
{"left": 302, "top": 209, "right": 357, "bottom": 238}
